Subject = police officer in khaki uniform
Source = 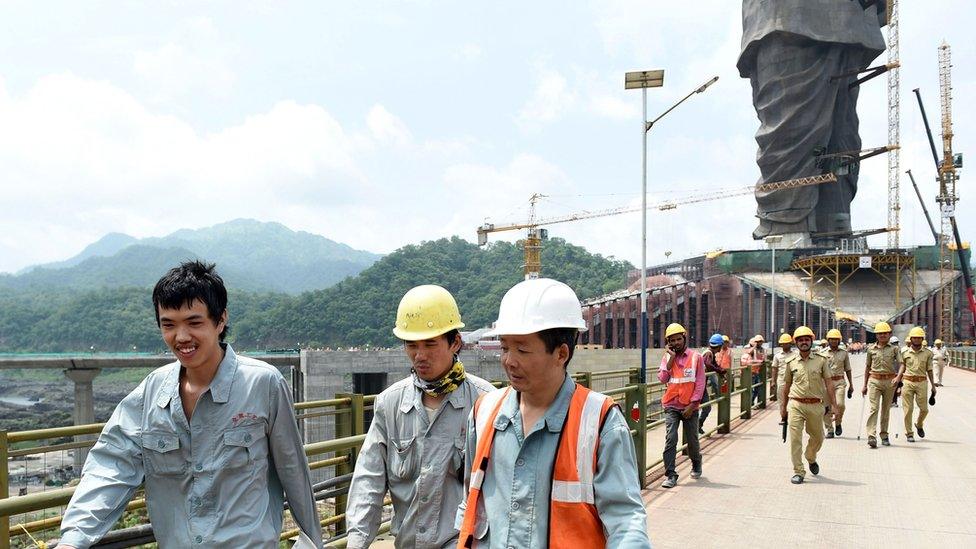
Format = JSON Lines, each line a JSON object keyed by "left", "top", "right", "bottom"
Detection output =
{"left": 770, "top": 333, "right": 794, "bottom": 403}
{"left": 932, "top": 339, "right": 949, "bottom": 386}
{"left": 822, "top": 329, "right": 853, "bottom": 438}
{"left": 780, "top": 326, "right": 838, "bottom": 484}
{"left": 901, "top": 327, "right": 936, "bottom": 442}
{"left": 861, "top": 321, "right": 903, "bottom": 448}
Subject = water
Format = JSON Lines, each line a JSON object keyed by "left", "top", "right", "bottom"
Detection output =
{"left": 0, "top": 395, "right": 41, "bottom": 408}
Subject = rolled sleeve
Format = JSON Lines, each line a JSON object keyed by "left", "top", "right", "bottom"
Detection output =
{"left": 345, "top": 393, "right": 390, "bottom": 548}
{"left": 59, "top": 383, "right": 146, "bottom": 549}
{"left": 594, "top": 408, "right": 651, "bottom": 548}
{"left": 269, "top": 376, "right": 323, "bottom": 548}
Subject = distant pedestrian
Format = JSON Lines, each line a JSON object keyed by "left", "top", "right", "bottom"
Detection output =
{"left": 770, "top": 333, "right": 795, "bottom": 403}
{"left": 659, "top": 323, "right": 705, "bottom": 489}
{"left": 698, "top": 333, "right": 728, "bottom": 433}
{"left": 900, "top": 327, "right": 936, "bottom": 443}
{"left": 931, "top": 339, "right": 949, "bottom": 386}
{"left": 822, "top": 329, "right": 852, "bottom": 438}
{"left": 741, "top": 335, "right": 766, "bottom": 408}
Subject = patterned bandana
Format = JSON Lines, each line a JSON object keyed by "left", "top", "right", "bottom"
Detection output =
{"left": 413, "top": 358, "right": 467, "bottom": 397}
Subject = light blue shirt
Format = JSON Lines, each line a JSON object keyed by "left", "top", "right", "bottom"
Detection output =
{"left": 460, "top": 374, "right": 651, "bottom": 548}
{"left": 59, "top": 345, "right": 322, "bottom": 548}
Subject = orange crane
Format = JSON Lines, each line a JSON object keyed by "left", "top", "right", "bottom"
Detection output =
{"left": 477, "top": 173, "right": 838, "bottom": 279}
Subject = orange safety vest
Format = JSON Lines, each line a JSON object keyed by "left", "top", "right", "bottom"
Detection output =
{"left": 457, "top": 384, "right": 616, "bottom": 549}
{"left": 662, "top": 351, "right": 700, "bottom": 408}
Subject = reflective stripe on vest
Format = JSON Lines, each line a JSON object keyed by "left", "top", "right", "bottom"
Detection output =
{"left": 663, "top": 352, "right": 700, "bottom": 407}
{"left": 457, "top": 383, "right": 615, "bottom": 549}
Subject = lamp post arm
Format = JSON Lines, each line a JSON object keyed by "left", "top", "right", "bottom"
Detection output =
{"left": 646, "top": 76, "right": 719, "bottom": 131}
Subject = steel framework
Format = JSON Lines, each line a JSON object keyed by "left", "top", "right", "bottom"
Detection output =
{"left": 937, "top": 41, "right": 958, "bottom": 342}
{"left": 887, "top": 0, "right": 901, "bottom": 248}
{"left": 791, "top": 252, "right": 916, "bottom": 311}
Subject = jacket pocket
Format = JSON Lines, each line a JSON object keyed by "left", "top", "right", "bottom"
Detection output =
{"left": 451, "top": 434, "right": 466, "bottom": 482}
{"left": 390, "top": 436, "right": 417, "bottom": 480}
{"left": 142, "top": 432, "right": 185, "bottom": 476}
{"left": 221, "top": 423, "right": 268, "bottom": 469}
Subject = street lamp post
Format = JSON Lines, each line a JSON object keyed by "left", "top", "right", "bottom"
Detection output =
{"left": 626, "top": 71, "right": 719, "bottom": 383}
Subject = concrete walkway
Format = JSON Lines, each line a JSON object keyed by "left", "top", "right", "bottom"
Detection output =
{"left": 643, "top": 362, "right": 976, "bottom": 548}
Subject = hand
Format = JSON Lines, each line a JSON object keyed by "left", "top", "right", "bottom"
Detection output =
{"left": 931, "top": 386, "right": 937, "bottom": 396}
{"left": 847, "top": 387, "right": 853, "bottom": 399}
{"left": 831, "top": 404, "right": 839, "bottom": 417}
{"left": 861, "top": 386, "right": 868, "bottom": 396}
{"left": 780, "top": 410, "right": 787, "bottom": 422}
{"left": 681, "top": 405, "right": 696, "bottom": 419}
{"left": 894, "top": 376, "right": 903, "bottom": 387}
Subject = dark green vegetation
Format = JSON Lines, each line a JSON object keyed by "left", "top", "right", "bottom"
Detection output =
{"left": 0, "top": 236, "right": 630, "bottom": 352}
{"left": 2, "top": 218, "right": 381, "bottom": 294}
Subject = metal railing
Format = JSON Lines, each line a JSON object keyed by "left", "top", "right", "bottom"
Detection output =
{"left": 948, "top": 347, "right": 976, "bottom": 371}
{"left": 2, "top": 363, "right": 773, "bottom": 547}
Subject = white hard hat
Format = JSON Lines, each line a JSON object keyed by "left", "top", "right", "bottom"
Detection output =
{"left": 486, "top": 278, "right": 587, "bottom": 336}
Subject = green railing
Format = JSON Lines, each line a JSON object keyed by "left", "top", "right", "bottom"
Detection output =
{"left": 2, "top": 364, "right": 772, "bottom": 547}
{"left": 948, "top": 347, "right": 976, "bottom": 371}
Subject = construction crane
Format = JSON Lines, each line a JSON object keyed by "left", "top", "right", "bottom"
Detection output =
{"left": 887, "top": 0, "right": 901, "bottom": 248}
{"left": 912, "top": 42, "right": 975, "bottom": 342}
{"left": 477, "top": 173, "right": 837, "bottom": 279}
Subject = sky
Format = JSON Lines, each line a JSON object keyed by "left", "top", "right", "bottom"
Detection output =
{"left": 0, "top": 1, "right": 973, "bottom": 274}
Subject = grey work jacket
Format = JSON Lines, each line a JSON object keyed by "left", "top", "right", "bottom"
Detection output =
{"left": 345, "top": 373, "right": 494, "bottom": 549}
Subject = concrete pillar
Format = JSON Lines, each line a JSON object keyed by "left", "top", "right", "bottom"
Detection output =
{"left": 611, "top": 300, "right": 620, "bottom": 349}
{"left": 623, "top": 298, "right": 632, "bottom": 348}
{"left": 64, "top": 368, "right": 101, "bottom": 471}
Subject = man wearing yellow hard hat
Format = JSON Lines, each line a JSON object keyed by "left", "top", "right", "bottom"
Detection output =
{"left": 822, "top": 329, "right": 853, "bottom": 438}
{"left": 932, "top": 338, "right": 949, "bottom": 387}
{"left": 346, "top": 285, "right": 494, "bottom": 549}
{"left": 862, "top": 321, "right": 903, "bottom": 448}
{"left": 659, "top": 322, "right": 706, "bottom": 488}
{"left": 769, "top": 332, "right": 794, "bottom": 403}
{"left": 900, "top": 327, "right": 936, "bottom": 443}
{"left": 780, "top": 326, "right": 839, "bottom": 484}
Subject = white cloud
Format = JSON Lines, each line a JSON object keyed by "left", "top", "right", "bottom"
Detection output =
{"left": 516, "top": 68, "right": 578, "bottom": 130}
{"left": 366, "top": 104, "right": 414, "bottom": 147}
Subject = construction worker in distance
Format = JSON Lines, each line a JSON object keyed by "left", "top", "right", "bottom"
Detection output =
{"left": 456, "top": 278, "right": 650, "bottom": 548}
{"left": 862, "top": 322, "right": 903, "bottom": 448}
{"left": 659, "top": 322, "right": 706, "bottom": 489}
{"left": 346, "top": 285, "right": 494, "bottom": 549}
{"left": 822, "top": 329, "right": 853, "bottom": 438}
{"left": 932, "top": 338, "right": 950, "bottom": 387}
{"left": 698, "top": 333, "right": 728, "bottom": 434}
{"left": 780, "top": 326, "right": 839, "bottom": 484}
{"left": 741, "top": 335, "right": 766, "bottom": 408}
{"left": 770, "top": 332, "right": 795, "bottom": 403}
{"left": 901, "top": 327, "right": 936, "bottom": 443}
{"left": 719, "top": 335, "right": 733, "bottom": 371}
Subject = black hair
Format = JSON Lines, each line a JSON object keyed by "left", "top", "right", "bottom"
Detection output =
{"left": 444, "top": 329, "right": 461, "bottom": 347}
{"left": 538, "top": 327, "right": 579, "bottom": 369}
{"left": 152, "top": 260, "right": 230, "bottom": 341}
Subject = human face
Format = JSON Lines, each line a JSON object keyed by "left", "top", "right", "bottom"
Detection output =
{"left": 828, "top": 338, "right": 840, "bottom": 350}
{"left": 158, "top": 299, "right": 226, "bottom": 372}
{"left": 795, "top": 336, "right": 813, "bottom": 353}
{"left": 666, "top": 333, "right": 686, "bottom": 353}
{"left": 404, "top": 334, "right": 460, "bottom": 381}
{"left": 500, "top": 333, "right": 568, "bottom": 396}
{"left": 911, "top": 336, "right": 923, "bottom": 349}
{"left": 781, "top": 343, "right": 792, "bottom": 353}
{"left": 877, "top": 332, "right": 891, "bottom": 345}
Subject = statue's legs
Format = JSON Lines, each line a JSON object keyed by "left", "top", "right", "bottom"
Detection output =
{"left": 748, "top": 35, "right": 865, "bottom": 241}
{"left": 814, "top": 62, "right": 861, "bottom": 237}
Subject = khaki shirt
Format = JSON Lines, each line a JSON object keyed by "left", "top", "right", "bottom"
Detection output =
{"left": 932, "top": 346, "right": 949, "bottom": 367}
{"left": 901, "top": 346, "right": 934, "bottom": 377}
{"left": 771, "top": 349, "right": 795, "bottom": 383}
{"left": 783, "top": 352, "right": 831, "bottom": 400}
{"left": 822, "top": 347, "right": 851, "bottom": 378}
{"left": 866, "top": 343, "right": 901, "bottom": 374}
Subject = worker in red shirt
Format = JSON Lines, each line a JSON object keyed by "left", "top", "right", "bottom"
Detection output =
{"left": 741, "top": 335, "right": 766, "bottom": 408}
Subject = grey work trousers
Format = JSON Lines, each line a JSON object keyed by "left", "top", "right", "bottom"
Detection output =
{"left": 663, "top": 407, "right": 701, "bottom": 478}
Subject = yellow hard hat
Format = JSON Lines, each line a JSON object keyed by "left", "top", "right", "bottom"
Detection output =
{"left": 923, "top": 340, "right": 928, "bottom": 346}
{"left": 935, "top": 338, "right": 943, "bottom": 345}
{"left": 908, "top": 326, "right": 926, "bottom": 339}
{"left": 393, "top": 285, "right": 465, "bottom": 341}
{"left": 874, "top": 321, "right": 892, "bottom": 333}
{"left": 793, "top": 326, "right": 815, "bottom": 339}
{"left": 826, "top": 329, "right": 842, "bottom": 340}
{"left": 778, "top": 333, "right": 793, "bottom": 344}
{"left": 722, "top": 335, "right": 729, "bottom": 342}
{"left": 665, "top": 323, "right": 686, "bottom": 338}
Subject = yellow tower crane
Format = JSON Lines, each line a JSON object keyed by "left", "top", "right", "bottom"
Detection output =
{"left": 477, "top": 173, "right": 838, "bottom": 279}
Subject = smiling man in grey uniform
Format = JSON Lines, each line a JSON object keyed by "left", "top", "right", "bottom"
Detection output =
{"left": 345, "top": 285, "right": 493, "bottom": 548}
{"left": 57, "top": 261, "right": 321, "bottom": 548}
{"left": 739, "top": 0, "right": 886, "bottom": 242}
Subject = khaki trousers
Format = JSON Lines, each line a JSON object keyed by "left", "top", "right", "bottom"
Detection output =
{"left": 788, "top": 400, "right": 824, "bottom": 477}
{"left": 823, "top": 381, "right": 846, "bottom": 430}
{"left": 935, "top": 361, "right": 945, "bottom": 384}
{"left": 902, "top": 380, "right": 929, "bottom": 436}
{"left": 866, "top": 377, "right": 895, "bottom": 438}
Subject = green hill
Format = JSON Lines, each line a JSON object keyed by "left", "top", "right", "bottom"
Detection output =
{"left": 0, "top": 236, "right": 631, "bottom": 352}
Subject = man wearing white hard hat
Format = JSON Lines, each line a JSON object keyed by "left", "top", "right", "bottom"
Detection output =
{"left": 456, "top": 279, "right": 650, "bottom": 548}
{"left": 931, "top": 338, "right": 949, "bottom": 387}
{"left": 346, "top": 285, "right": 494, "bottom": 549}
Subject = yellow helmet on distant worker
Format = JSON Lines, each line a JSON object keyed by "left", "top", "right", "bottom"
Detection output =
{"left": 778, "top": 333, "right": 793, "bottom": 344}
{"left": 393, "top": 285, "right": 465, "bottom": 341}
{"left": 874, "top": 321, "right": 892, "bottom": 333}
{"left": 665, "top": 323, "right": 687, "bottom": 338}
{"left": 923, "top": 340, "right": 928, "bottom": 346}
{"left": 826, "top": 329, "right": 842, "bottom": 340}
{"left": 722, "top": 335, "right": 730, "bottom": 342}
{"left": 793, "top": 326, "right": 815, "bottom": 339}
{"left": 934, "top": 338, "right": 943, "bottom": 345}
{"left": 908, "top": 326, "right": 926, "bottom": 339}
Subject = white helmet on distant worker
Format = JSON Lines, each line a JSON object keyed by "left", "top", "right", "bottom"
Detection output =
{"left": 487, "top": 278, "right": 587, "bottom": 336}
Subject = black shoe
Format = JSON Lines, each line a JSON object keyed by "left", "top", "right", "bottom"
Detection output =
{"left": 868, "top": 436, "right": 877, "bottom": 449}
{"left": 881, "top": 436, "right": 891, "bottom": 446}
{"left": 906, "top": 434, "right": 915, "bottom": 443}
{"left": 791, "top": 475, "right": 804, "bottom": 484}
{"left": 825, "top": 431, "right": 834, "bottom": 439}
{"left": 662, "top": 475, "right": 678, "bottom": 489}
{"left": 809, "top": 462, "right": 820, "bottom": 475}
{"left": 698, "top": 427, "right": 705, "bottom": 435}
{"left": 835, "top": 424, "right": 843, "bottom": 436}
{"left": 691, "top": 468, "right": 702, "bottom": 479}
{"left": 916, "top": 425, "right": 925, "bottom": 438}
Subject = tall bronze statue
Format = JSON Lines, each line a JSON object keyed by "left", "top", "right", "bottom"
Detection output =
{"left": 738, "top": 0, "right": 887, "bottom": 244}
